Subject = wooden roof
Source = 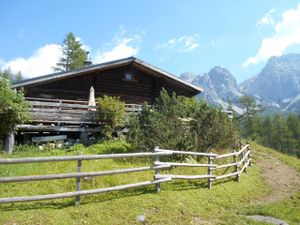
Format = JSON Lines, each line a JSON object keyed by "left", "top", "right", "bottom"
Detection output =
{"left": 12, "top": 57, "right": 203, "bottom": 94}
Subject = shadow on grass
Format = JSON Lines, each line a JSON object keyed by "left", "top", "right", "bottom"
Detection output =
{"left": 0, "top": 177, "right": 238, "bottom": 212}
{"left": 0, "top": 186, "right": 156, "bottom": 212}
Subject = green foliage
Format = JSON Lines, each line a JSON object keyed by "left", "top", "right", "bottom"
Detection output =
{"left": 96, "top": 95, "right": 126, "bottom": 139}
{"left": 68, "top": 140, "right": 131, "bottom": 154}
{"left": 54, "top": 32, "right": 87, "bottom": 71}
{"left": 127, "top": 89, "right": 238, "bottom": 152}
{"left": 238, "top": 95, "right": 263, "bottom": 137}
{"left": 13, "top": 144, "right": 39, "bottom": 153}
{"left": 86, "top": 140, "right": 131, "bottom": 154}
{"left": 241, "top": 113, "right": 300, "bottom": 158}
{"left": 0, "top": 78, "right": 29, "bottom": 137}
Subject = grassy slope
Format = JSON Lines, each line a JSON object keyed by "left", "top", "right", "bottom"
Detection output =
{"left": 0, "top": 143, "right": 299, "bottom": 225}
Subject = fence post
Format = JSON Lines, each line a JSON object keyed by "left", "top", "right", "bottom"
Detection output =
{"left": 75, "top": 159, "right": 82, "bottom": 206}
{"left": 154, "top": 146, "right": 161, "bottom": 193}
{"left": 241, "top": 148, "right": 247, "bottom": 174}
{"left": 233, "top": 150, "right": 240, "bottom": 182}
{"left": 248, "top": 145, "right": 252, "bottom": 167}
{"left": 208, "top": 155, "right": 213, "bottom": 189}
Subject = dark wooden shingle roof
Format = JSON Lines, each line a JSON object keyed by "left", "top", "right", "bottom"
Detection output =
{"left": 12, "top": 57, "right": 203, "bottom": 94}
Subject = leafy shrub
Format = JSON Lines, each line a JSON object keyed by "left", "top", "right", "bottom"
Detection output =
{"left": 87, "top": 140, "right": 132, "bottom": 154}
{"left": 0, "top": 78, "right": 29, "bottom": 137}
{"left": 68, "top": 144, "right": 85, "bottom": 153}
{"left": 13, "top": 144, "right": 39, "bottom": 152}
{"left": 68, "top": 140, "right": 131, "bottom": 154}
{"left": 127, "top": 89, "right": 238, "bottom": 152}
{"left": 96, "top": 95, "right": 126, "bottom": 138}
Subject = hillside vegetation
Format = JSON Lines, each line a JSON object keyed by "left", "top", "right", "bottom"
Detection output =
{"left": 0, "top": 141, "right": 299, "bottom": 225}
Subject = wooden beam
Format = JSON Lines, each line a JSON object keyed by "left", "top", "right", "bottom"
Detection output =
{"left": 0, "top": 165, "right": 171, "bottom": 183}
{"left": 32, "top": 135, "right": 67, "bottom": 143}
{"left": 0, "top": 152, "right": 173, "bottom": 164}
{"left": 17, "top": 124, "right": 101, "bottom": 132}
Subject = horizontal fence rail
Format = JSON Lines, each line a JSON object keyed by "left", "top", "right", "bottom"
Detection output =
{"left": 25, "top": 97, "right": 143, "bottom": 125}
{"left": 0, "top": 144, "right": 252, "bottom": 204}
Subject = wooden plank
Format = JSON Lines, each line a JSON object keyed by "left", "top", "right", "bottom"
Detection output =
{"left": 215, "top": 152, "right": 237, "bottom": 159}
{"left": 211, "top": 162, "right": 239, "bottom": 170}
{"left": 155, "top": 161, "right": 217, "bottom": 168}
{"left": 26, "top": 97, "right": 88, "bottom": 104}
{"left": 155, "top": 174, "right": 216, "bottom": 180}
{"left": 0, "top": 165, "right": 171, "bottom": 183}
{"left": 208, "top": 156, "right": 213, "bottom": 189}
{"left": 17, "top": 124, "right": 101, "bottom": 132}
{"left": 239, "top": 158, "right": 251, "bottom": 174}
{"left": 29, "top": 115, "right": 95, "bottom": 123}
{"left": 32, "top": 135, "right": 67, "bottom": 143}
{"left": 155, "top": 148, "right": 217, "bottom": 157}
{"left": 75, "top": 159, "right": 82, "bottom": 205}
{"left": 233, "top": 149, "right": 240, "bottom": 182}
{"left": 29, "top": 108, "right": 92, "bottom": 114}
{"left": 214, "top": 171, "right": 240, "bottom": 180}
{"left": 237, "top": 150, "right": 251, "bottom": 167}
{"left": 154, "top": 147, "right": 161, "bottom": 192}
{"left": 29, "top": 112, "right": 96, "bottom": 121}
{"left": 0, "top": 152, "right": 173, "bottom": 164}
{"left": 216, "top": 144, "right": 249, "bottom": 159}
{"left": 28, "top": 101, "right": 92, "bottom": 109}
{"left": 27, "top": 119, "right": 96, "bottom": 125}
{"left": 0, "top": 178, "right": 172, "bottom": 204}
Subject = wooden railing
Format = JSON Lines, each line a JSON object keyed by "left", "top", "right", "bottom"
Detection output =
{"left": 0, "top": 144, "right": 252, "bottom": 205}
{"left": 25, "top": 97, "right": 143, "bottom": 125}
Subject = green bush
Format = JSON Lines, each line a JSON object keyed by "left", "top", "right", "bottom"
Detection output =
{"left": 96, "top": 95, "right": 126, "bottom": 138}
{"left": 0, "top": 78, "right": 29, "bottom": 137}
{"left": 13, "top": 144, "right": 39, "bottom": 153}
{"left": 87, "top": 140, "right": 132, "bottom": 154}
{"left": 68, "top": 140, "right": 131, "bottom": 154}
{"left": 127, "top": 89, "right": 238, "bottom": 152}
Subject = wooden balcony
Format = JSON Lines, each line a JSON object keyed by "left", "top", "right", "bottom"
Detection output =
{"left": 17, "top": 97, "right": 142, "bottom": 132}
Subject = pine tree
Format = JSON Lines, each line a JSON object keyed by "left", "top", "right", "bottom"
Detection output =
{"left": 0, "top": 68, "right": 23, "bottom": 83}
{"left": 54, "top": 32, "right": 87, "bottom": 72}
{"left": 238, "top": 95, "right": 261, "bottom": 138}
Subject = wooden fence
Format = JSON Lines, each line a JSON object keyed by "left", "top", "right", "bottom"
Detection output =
{"left": 0, "top": 144, "right": 252, "bottom": 205}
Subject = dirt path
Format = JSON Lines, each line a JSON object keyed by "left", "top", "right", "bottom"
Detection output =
{"left": 255, "top": 152, "right": 300, "bottom": 204}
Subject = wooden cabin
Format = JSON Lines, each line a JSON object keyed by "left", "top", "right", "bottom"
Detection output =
{"left": 9, "top": 57, "right": 202, "bottom": 148}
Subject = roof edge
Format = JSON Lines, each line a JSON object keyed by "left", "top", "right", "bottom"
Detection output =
{"left": 12, "top": 56, "right": 202, "bottom": 93}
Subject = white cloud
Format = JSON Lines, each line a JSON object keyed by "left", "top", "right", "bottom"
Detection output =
{"left": 94, "top": 36, "right": 140, "bottom": 63}
{"left": 155, "top": 35, "right": 199, "bottom": 53}
{"left": 244, "top": 4, "right": 300, "bottom": 68}
{"left": 93, "top": 28, "right": 142, "bottom": 63}
{"left": 255, "top": 9, "right": 275, "bottom": 27}
{"left": 1, "top": 44, "right": 62, "bottom": 78}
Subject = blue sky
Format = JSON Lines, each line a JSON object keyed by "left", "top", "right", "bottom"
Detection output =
{"left": 1, "top": 0, "right": 300, "bottom": 82}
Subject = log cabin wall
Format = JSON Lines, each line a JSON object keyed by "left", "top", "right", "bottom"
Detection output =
{"left": 22, "top": 65, "right": 196, "bottom": 104}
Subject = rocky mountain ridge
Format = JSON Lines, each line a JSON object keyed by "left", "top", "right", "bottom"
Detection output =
{"left": 180, "top": 53, "right": 300, "bottom": 113}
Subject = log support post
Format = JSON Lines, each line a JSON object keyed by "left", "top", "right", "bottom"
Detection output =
{"left": 233, "top": 150, "right": 240, "bottom": 182}
{"left": 154, "top": 146, "right": 161, "bottom": 193}
{"left": 208, "top": 156, "right": 213, "bottom": 189}
{"left": 248, "top": 145, "right": 252, "bottom": 167}
{"left": 75, "top": 159, "right": 82, "bottom": 206}
{"left": 5, "top": 132, "right": 15, "bottom": 155}
{"left": 241, "top": 150, "right": 247, "bottom": 174}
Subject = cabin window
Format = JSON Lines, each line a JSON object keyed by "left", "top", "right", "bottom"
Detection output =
{"left": 124, "top": 72, "right": 134, "bottom": 81}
